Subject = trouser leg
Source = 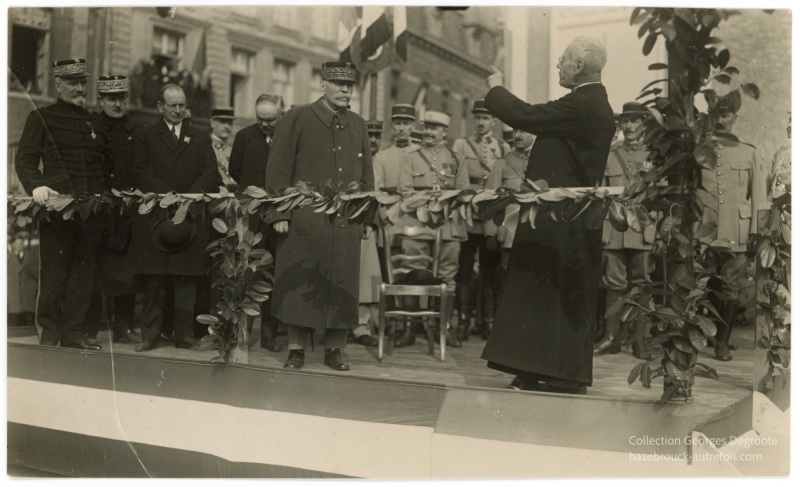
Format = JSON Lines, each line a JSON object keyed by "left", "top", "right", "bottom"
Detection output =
{"left": 172, "top": 276, "right": 197, "bottom": 341}
{"left": 113, "top": 293, "right": 136, "bottom": 334}
{"left": 455, "top": 235, "right": 479, "bottom": 332}
{"left": 286, "top": 323, "right": 309, "bottom": 350}
{"left": 36, "top": 219, "right": 75, "bottom": 344}
{"left": 478, "top": 236, "right": 500, "bottom": 338}
{"left": 140, "top": 275, "right": 166, "bottom": 343}
{"left": 61, "top": 216, "right": 102, "bottom": 344}
{"left": 324, "top": 328, "right": 348, "bottom": 349}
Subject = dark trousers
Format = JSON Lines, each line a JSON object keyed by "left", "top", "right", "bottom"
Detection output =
{"left": 37, "top": 216, "right": 102, "bottom": 345}
{"left": 140, "top": 275, "right": 197, "bottom": 343}
{"left": 455, "top": 232, "right": 501, "bottom": 289}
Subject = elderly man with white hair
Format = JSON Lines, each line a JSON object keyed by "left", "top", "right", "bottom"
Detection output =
{"left": 480, "top": 37, "right": 616, "bottom": 394}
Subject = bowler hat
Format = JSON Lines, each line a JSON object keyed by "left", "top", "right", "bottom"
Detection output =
{"left": 471, "top": 99, "right": 490, "bottom": 114}
{"left": 321, "top": 61, "right": 358, "bottom": 83}
{"left": 53, "top": 59, "right": 89, "bottom": 79}
{"left": 97, "top": 75, "right": 128, "bottom": 94}
{"left": 391, "top": 104, "right": 416, "bottom": 121}
{"left": 211, "top": 107, "right": 235, "bottom": 119}
{"left": 150, "top": 215, "right": 198, "bottom": 253}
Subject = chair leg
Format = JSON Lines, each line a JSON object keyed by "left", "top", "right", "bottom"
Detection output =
{"left": 426, "top": 319, "right": 435, "bottom": 356}
{"left": 378, "top": 286, "right": 386, "bottom": 360}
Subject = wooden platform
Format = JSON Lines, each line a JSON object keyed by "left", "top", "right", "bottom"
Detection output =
{"left": 6, "top": 324, "right": 758, "bottom": 477}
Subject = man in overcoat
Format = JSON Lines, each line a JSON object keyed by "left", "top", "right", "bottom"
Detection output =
{"left": 265, "top": 62, "right": 374, "bottom": 371}
{"left": 15, "top": 58, "right": 109, "bottom": 349}
{"left": 131, "top": 83, "right": 221, "bottom": 351}
{"left": 87, "top": 75, "right": 142, "bottom": 345}
{"left": 229, "top": 93, "right": 286, "bottom": 352}
{"left": 481, "top": 37, "right": 616, "bottom": 394}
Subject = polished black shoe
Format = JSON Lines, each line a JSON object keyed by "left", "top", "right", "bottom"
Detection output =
{"left": 593, "top": 335, "right": 621, "bottom": 355}
{"left": 324, "top": 348, "right": 351, "bottom": 371}
{"left": 83, "top": 334, "right": 100, "bottom": 347}
{"left": 507, "top": 377, "right": 540, "bottom": 391}
{"left": 481, "top": 321, "right": 492, "bottom": 341}
{"left": 260, "top": 338, "right": 283, "bottom": 353}
{"left": 175, "top": 337, "right": 199, "bottom": 350}
{"left": 283, "top": 349, "right": 305, "bottom": 369}
{"left": 113, "top": 329, "right": 140, "bottom": 344}
{"left": 135, "top": 340, "right": 158, "bottom": 352}
{"left": 354, "top": 335, "right": 379, "bottom": 347}
{"left": 393, "top": 327, "right": 416, "bottom": 347}
{"left": 62, "top": 338, "right": 102, "bottom": 351}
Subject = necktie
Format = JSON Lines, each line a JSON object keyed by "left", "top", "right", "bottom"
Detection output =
{"left": 171, "top": 125, "right": 179, "bottom": 145}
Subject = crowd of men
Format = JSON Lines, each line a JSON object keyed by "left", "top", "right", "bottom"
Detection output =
{"left": 15, "top": 36, "right": 780, "bottom": 389}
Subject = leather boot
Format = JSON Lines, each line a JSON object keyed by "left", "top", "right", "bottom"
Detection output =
{"left": 393, "top": 325, "right": 416, "bottom": 347}
{"left": 480, "top": 284, "right": 495, "bottom": 341}
{"left": 714, "top": 300, "right": 736, "bottom": 361}
{"left": 456, "top": 284, "right": 473, "bottom": 339}
{"left": 445, "top": 321, "right": 461, "bottom": 348}
{"left": 596, "top": 291, "right": 623, "bottom": 355}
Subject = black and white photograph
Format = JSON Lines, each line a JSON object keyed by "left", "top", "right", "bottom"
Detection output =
{"left": 2, "top": 0, "right": 794, "bottom": 480}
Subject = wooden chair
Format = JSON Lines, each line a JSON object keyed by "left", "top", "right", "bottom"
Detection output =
{"left": 377, "top": 225, "right": 451, "bottom": 362}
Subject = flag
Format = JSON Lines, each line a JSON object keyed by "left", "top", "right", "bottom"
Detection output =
{"left": 360, "top": 6, "right": 392, "bottom": 62}
{"left": 338, "top": 7, "right": 360, "bottom": 62}
{"left": 393, "top": 7, "right": 409, "bottom": 62}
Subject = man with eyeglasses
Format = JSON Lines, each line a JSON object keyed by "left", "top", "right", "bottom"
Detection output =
{"left": 130, "top": 83, "right": 221, "bottom": 352}
{"left": 229, "top": 93, "right": 286, "bottom": 353}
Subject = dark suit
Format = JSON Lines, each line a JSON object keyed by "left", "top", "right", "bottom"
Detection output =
{"left": 131, "top": 119, "right": 221, "bottom": 344}
{"left": 229, "top": 123, "right": 270, "bottom": 189}
{"left": 229, "top": 123, "right": 280, "bottom": 344}
{"left": 481, "top": 84, "right": 616, "bottom": 387}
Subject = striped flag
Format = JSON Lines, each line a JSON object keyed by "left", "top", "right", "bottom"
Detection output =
{"left": 338, "top": 6, "right": 360, "bottom": 63}
{"left": 360, "top": 6, "right": 392, "bottom": 61}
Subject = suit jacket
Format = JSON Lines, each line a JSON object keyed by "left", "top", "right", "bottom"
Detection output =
{"left": 229, "top": 123, "right": 270, "bottom": 189}
{"left": 129, "top": 119, "right": 221, "bottom": 276}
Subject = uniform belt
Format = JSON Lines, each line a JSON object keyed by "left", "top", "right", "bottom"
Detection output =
{"left": 469, "top": 176, "right": 486, "bottom": 185}
{"left": 379, "top": 186, "right": 398, "bottom": 193}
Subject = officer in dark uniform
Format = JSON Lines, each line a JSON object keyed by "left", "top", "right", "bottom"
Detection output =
{"left": 366, "top": 119, "right": 384, "bottom": 157}
{"left": 15, "top": 58, "right": 110, "bottom": 349}
{"left": 85, "top": 75, "right": 142, "bottom": 345}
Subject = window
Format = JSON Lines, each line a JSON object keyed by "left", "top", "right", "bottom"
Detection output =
{"left": 308, "top": 68, "right": 322, "bottom": 103}
{"left": 272, "top": 59, "right": 295, "bottom": 107}
{"left": 8, "top": 8, "right": 51, "bottom": 95}
{"left": 152, "top": 28, "right": 184, "bottom": 58}
{"left": 230, "top": 48, "right": 254, "bottom": 115}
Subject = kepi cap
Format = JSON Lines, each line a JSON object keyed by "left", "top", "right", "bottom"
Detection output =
{"left": 97, "top": 75, "right": 128, "bottom": 94}
{"left": 423, "top": 109, "right": 451, "bottom": 128}
{"left": 366, "top": 120, "right": 383, "bottom": 134}
{"left": 616, "top": 102, "right": 651, "bottom": 120}
{"left": 211, "top": 107, "right": 235, "bottom": 119}
{"left": 53, "top": 58, "right": 88, "bottom": 78}
{"left": 471, "top": 99, "right": 490, "bottom": 114}
{"left": 391, "top": 104, "right": 416, "bottom": 121}
{"left": 321, "top": 61, "right": 358, "bottom": 83}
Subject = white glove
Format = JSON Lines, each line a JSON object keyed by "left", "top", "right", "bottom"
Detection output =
{"left": 487, "top": 65, "right": 504, "bottom": 89}
{"left": 32, "top": 186, "right": 59, "bottom": 205}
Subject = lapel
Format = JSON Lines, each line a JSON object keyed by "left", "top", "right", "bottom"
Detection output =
{"left": 158, "top": 119, "right": 179, "bottom": 155}
{"left": 175, "top": 124, "right": 191, "bottom": 157}
{"left": 251, "top": 128, "right": 269, "bottom": 165}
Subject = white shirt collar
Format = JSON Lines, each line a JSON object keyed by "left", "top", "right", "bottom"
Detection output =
{"left": 166, "top": 120, "right": 183, "bottom": 133}
{"left": 572, "top": 81, "right": 602, "bottom": 92}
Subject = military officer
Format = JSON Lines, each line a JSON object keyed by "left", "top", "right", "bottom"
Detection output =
{"left": 373, "top": 104, "right": 419, "bottom": 192}
{"left": 451, "top": 100, "right": 510, "bottom": 341}
{"left": 209, "top": 107, "right": 236, "bottom": 188}
{"left": 699, "top": 100, "right": 761, "bottom": 361}
{"left": 15, "top": 58, "right": 110, "bottom": 349}
{"left": 594, "top": 102, "right": 656, "bottom": 356}
{"left": 86, "top": 75, "right": 142, "bottom": 345}
{"left": 366, "top": 120, "right": 383, "bottom": 157}
{"left": 397, "top": 109, "right": 471, "bottom": 347}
